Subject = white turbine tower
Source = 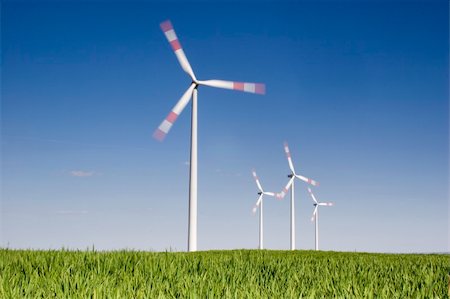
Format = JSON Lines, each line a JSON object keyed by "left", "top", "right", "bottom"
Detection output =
{"left": 307, "top": 187, "right": 333, "bottom": 251}
{"left": 251, "top": 170, "right": 275, "bottom": 250}
{"left": 276, "top": 142, "right": 319, "bottom": 250}
{"left": 154, "top": 20, "right": 265, "bottom": 252}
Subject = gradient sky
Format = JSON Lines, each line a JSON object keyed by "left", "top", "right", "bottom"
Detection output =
{"left": 1, "top": 0, "right": 448, "bottom": 253}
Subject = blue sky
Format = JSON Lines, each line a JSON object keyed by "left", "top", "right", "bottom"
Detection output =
{"left": 1, "top": 0, "right": 448, "bottom": 252}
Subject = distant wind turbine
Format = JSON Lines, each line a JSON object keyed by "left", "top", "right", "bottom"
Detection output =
{"left": 252, "top": 170, "right": 275, "bottom": 250}
{"left": 153, "top": 20, "right": 265, "bottom": 252}
{"left": 277, "top": 142, "right": 319, "bottom": 250}
{"left": 307, "top": 187, "right": 334, "bottom": 251}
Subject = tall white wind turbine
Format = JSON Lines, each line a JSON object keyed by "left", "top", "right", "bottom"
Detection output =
{"left": 307, "top": 187, "right": 333, "bottom": 251}
{"left": 277, "top": 142, "right": 319, "bottom": 250}
{"left": 251, "top": 170, "right": 275, "bottom": 250}
{"left": 154, "top": 20, "right": 265, "bottom": 252}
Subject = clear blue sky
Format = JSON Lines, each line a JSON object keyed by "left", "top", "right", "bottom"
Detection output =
{"left": 1, "top": 0, "right": 448, "bottom": 252}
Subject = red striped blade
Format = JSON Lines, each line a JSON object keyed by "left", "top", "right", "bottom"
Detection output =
{"left": 153, "top": 83, "right": 196, "bottom": 141}
{"left": 283, "top": 142, "right": 296, "bottom": 175}
{"left": 252, "top": 170, "right": 264, "bottom": 192}
{"left": 276, "top": 177, "right": 294, "bottom": 199}
{"left": 197, "top": 80, "right": 265, "bottom": 95}
{"left": 252, "top": 194, "right": 263, "bottom": 214}
{"left": 297, "top": 174, "right": 319, "bottom": 187}
{"left": 160, "top": 20, "right": 196, "bottom": 81}
{"left": 307, "top": 187, "right": 318, "bottom": 204}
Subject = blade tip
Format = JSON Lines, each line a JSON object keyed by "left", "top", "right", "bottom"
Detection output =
{"left": 153, "top": 129, "right": 166, "bottom": 142}
{"left": 160, "top": 20, "right": 173, "bottom": 32}
{"left": 255, "top": 84, "right": 266, "bottom": 95}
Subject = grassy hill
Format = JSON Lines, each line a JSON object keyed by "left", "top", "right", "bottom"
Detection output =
{"left": 0, "top": 249, "right": 448, "bottom": 298}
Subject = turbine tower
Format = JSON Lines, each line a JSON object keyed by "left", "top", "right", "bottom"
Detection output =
{"left": 154, "top": 20, "right": 265, "bottom": 252}
{"left": 251, "top": 170, "right": 275, "bottom": 250}
{"left": 307, "top": 187, "right": 333, "bottom": 251}
{"left": 277, "top": 142, "right": 319, "bottom": 250}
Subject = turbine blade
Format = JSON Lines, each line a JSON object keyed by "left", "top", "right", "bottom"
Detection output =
{"left": 276, "top": 177, "right": 294, "bottom": 199}
{"left": 283, "top": 142, "right": 296, "bottom": 175}
{"left": 311, "top": 206, "right": 318, "bottom": 222}
{"left": 296, "top": 174, "right": 319, "bottom": 186}
{"left": 160, "top": 20, "right": 196, "bottom": 81}
{"left": 197, "top": 80, "right": 265, "bottom": 95}
{"left": 319, "top": 202, "right": 334, "bottom": 206}
{"left": 252, "top": 194, "right": 263, "bottom": 214}
{"left": 153, "top": 83, "right": 196, "bottom": 141}
{"left": 307, "top": 187, "right": 318, "bottom": 204}
{"left": 252, "top": 170, "right": 264, "bottom": 192}
{"left": 264, "top": 192, "right": 275, "bottom": 196}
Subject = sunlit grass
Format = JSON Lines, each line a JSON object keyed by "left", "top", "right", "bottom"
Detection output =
{"left": 0, "top": 249, "right": 448, "bottom": 298}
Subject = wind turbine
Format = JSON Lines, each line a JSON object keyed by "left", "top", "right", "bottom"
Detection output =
{"left": 277, "top": 142, "right": 319, "bottom": 250}
{"left": 307, "top": 187, "right": 333, "bottom": 251}
{"left": 251, "top": 170, "right": 275, "bottom": 250}
{"left": 153, "top": 20, "right": 265, "bottom": 252}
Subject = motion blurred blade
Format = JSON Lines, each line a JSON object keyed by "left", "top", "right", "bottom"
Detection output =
{"left": 197, "top": 79, "right": 265, "bottom": 95}
{"left": 160, "top": 20, "right": 197, "bottom": 81}
{"left": 276, "top": 177, "right": 294, "bottom": 199}
{"left": 311, "top": 206, "right": 318, "bottom": 222}
{"left": 283, "top": 142, "right": 296, "bottom": 175}
{"left": 252, "top": 194, "right": 263, "bottom": 214}
{"left": 153, "top": 83, "right": 196, "bottom": 141}
{"left": 307, "top": 187, "right": 318, "bottom": 204}
{"left": 296, "top": 174, "right": 319, "bottom": 187}
{"left": 252, "top": 170, "right": 264, "bottom": 192}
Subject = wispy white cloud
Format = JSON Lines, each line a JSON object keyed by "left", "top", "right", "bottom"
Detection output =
{"left": 70, "top": 170, "right": 95, "bottom": 177}
{"left": 183, "top": 161, "right": 190, "bottom": 166}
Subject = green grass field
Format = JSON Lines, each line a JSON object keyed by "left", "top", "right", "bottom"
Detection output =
{"left": 0, "top": 249, "right": 448, "bottom": 298}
